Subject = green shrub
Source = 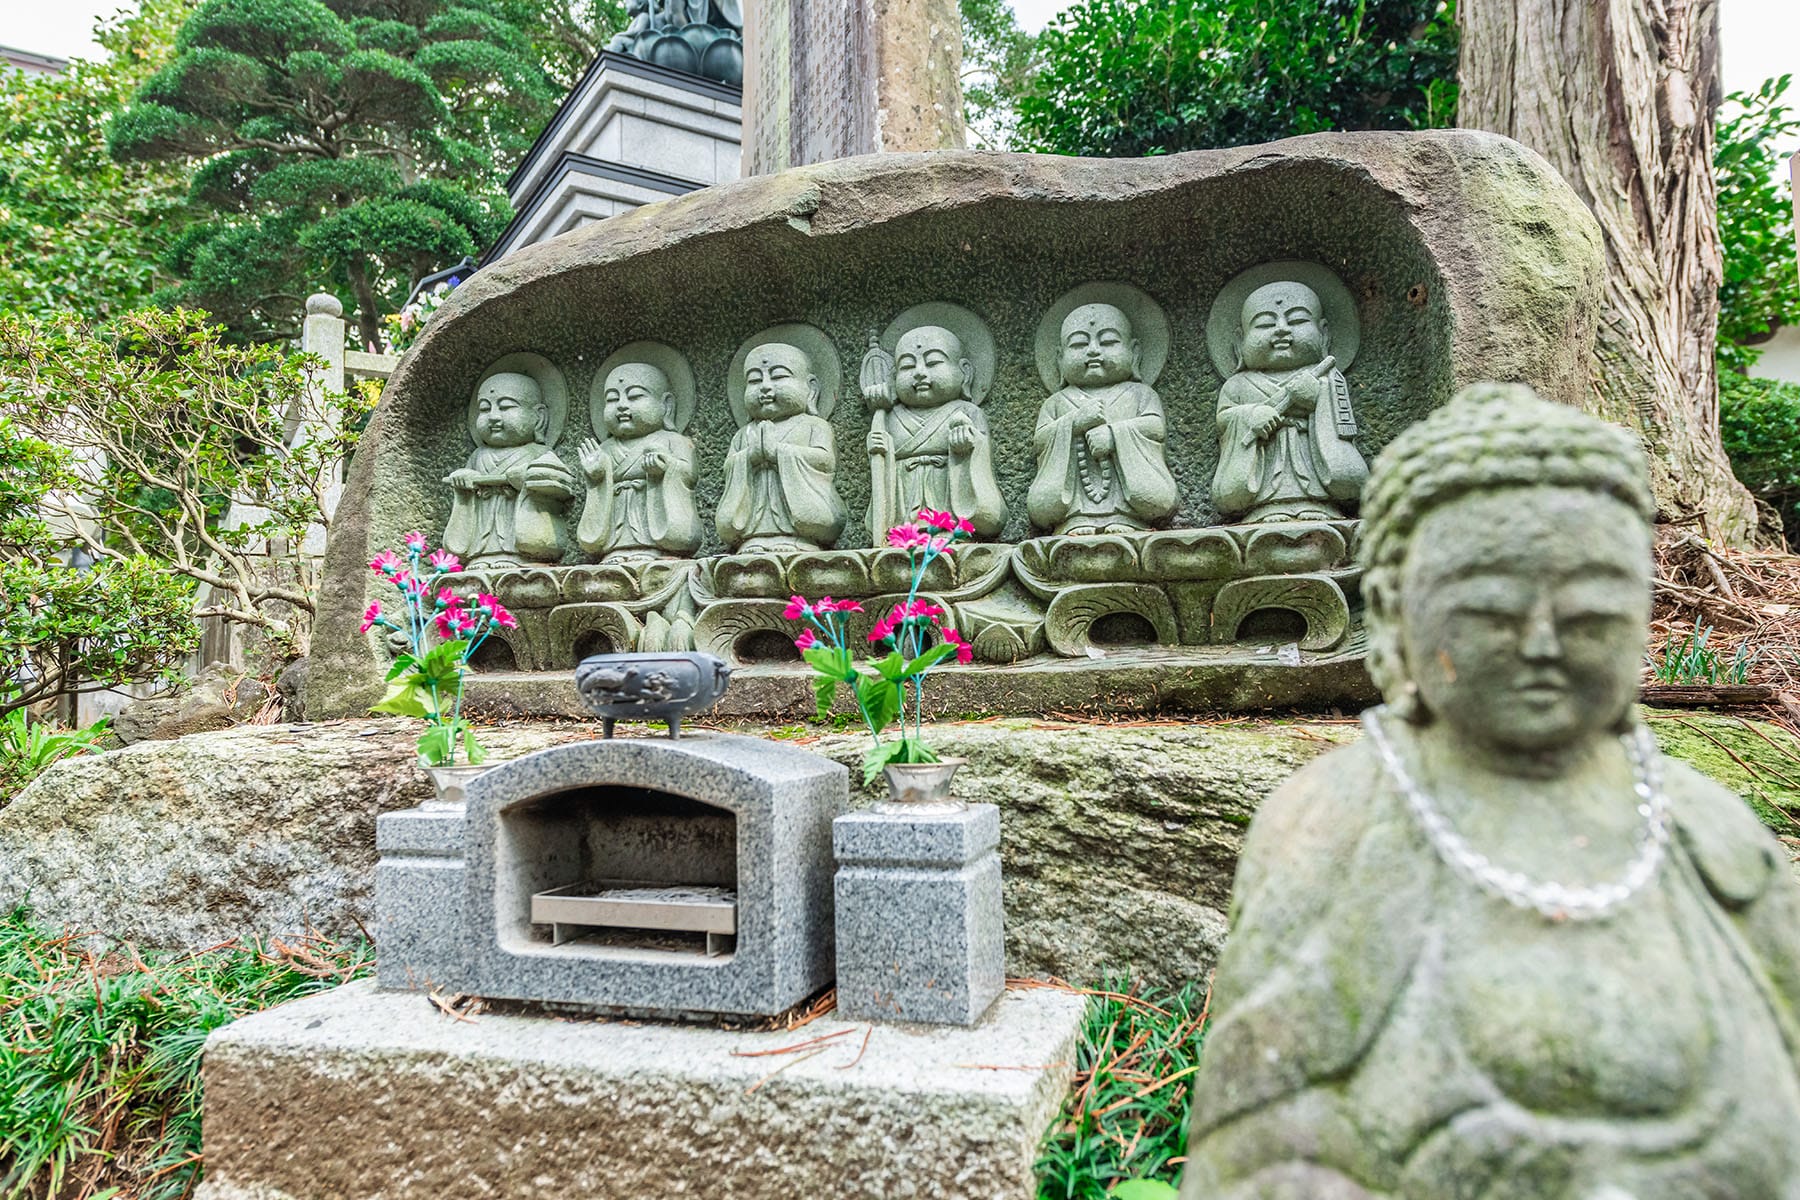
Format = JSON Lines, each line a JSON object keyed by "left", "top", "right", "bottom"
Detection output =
{"left": 0, "top": 702, "right": 111, "bottom": 802}
{"left": 0, "top": 911, "right": 371, "bottom": 1198}
{"left": 1719, "top": 372, "right": 1800, "bottom": 548}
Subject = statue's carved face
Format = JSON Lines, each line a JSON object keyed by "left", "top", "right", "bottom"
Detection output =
{"left": 893, "top": 326, "right": 971, "bottom": 409}
{"left": 475, "top": 372, "right": 545, "bottom": 448}
{"left": 1399, "top": 487, "right": 1650, "bottom": 755}
{"left": 602, "top": 363, "right": 672, "bottom": 438}
{"left": 742, "top": 343, "right": 817, "bottom": 421}
{"left": 1059, "top": 303, "right": 1137, "bottom": 387}
{"left": 1239, "top": 282, "right": 1329, "bottom": 371}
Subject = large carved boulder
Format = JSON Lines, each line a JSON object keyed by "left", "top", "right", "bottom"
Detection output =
{"left": 309, "top": 135, "right": 1604, "bottom": 720}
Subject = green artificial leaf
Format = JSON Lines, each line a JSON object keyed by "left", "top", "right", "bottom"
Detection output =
{"left": 370, "top": 679, "right": 430, "bottom": 718}
{"left": 385, "top": 652, "right": 417, "bottom": 681}
{"left": 854, "top": 674, "right": 902, "bottom": 734}
{"left": 416, "top": 723, "right": 452, "bottom": 766}
{"left": 896, "top": 737, "right": 941, "bottom": 765}
{"left": 862, "top": 738, "right": 908, "bottom": 784}
{"left": 1109, "top": 1182, "right": 1179, "bottom": 1200}
{"left": 812, "top": 674, "right": 838, "bottom": 723}
{"left": 419, "top": 639, "right": 467, "bottom": 682}
{"left": 902, "top": 641, "right": 958, "bottom": 677}
{"left": 802, "top": 645, "right": 853, "bottom": 679}
{"left": 461, "top": 723, "right": 485, "bottom": 765}
{"left": 870, "top": 650, "right": 906, "bottom": 681}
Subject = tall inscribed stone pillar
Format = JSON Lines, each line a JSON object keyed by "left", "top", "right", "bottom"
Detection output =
{"left": 740, "top": 0, "right": 964, "bottom": 176}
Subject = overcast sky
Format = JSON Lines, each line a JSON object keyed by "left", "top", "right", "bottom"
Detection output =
{"left": 4, "top": 0, "right": 1796, "bottom": 146}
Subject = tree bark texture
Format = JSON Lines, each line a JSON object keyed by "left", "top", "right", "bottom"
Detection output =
{"left": 1459, "top": 0, "right": 1762, "bottom": 545}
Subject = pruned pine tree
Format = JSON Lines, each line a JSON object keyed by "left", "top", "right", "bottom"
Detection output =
{"left": 108, "top": 0, "right": 556, "bottom": 346}
{"left": 1459, "top": 0, "right": 1763, "bottom": 545}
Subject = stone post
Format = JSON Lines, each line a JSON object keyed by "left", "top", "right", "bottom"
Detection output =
{"left": 832, "top": 803, "right": 1004, "bottom": 1025}
{"left": 740, "top": 0, "right": 964, "bottom": 176}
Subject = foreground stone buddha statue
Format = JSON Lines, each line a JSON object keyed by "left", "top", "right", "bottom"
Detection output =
{"left": 716, "top": 340, "right": 847, "bottom": 553}
{"left": 1027, "top": 302, "right": 1179, "bottom": 536}
{"left": 443, "top": 370, "right": 577, "bottom": 566}
{"left": 1181, "top": 383, "right": 1800, "bottom": 1200}
{"left": 1210, "top": 279, "right": 1368, "bottom": 523}
{"left": 575, "top": 359, "right": 701, "bottom": 561}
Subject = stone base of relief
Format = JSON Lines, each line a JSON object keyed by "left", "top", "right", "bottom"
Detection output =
{"left": 309, "top": 133, "right": 1604, "bottom": 721}
{"left": 195, "top": 979, "right": 1085, "bottom": 1200}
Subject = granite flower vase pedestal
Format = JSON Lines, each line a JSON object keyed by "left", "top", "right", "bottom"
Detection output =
{"left": 833, "top": 796, "right": 1005, "bottom": 1026}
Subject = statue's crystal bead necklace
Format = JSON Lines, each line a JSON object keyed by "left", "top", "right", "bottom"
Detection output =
{"left": 1362, "top": 708, "right": 1672, "bottom": 922}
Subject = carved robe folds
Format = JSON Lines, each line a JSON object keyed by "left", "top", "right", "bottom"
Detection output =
{"left": 877, "top": 400, "right": 1006, "bottom": 536}
{"left": 1027, "top": 382, "right": 1179, "bottom": 535}
{"left": 1212, "top": 367, "right": 1367, "bottom": 522}
{"left": 576, "top": 431, "right": 702, "bottom": 558}
{"left": 443, "top": 443, "right": 572, "bottom": 564}
{"left": 716, "top": 414, "right": 847, "bottom": 551}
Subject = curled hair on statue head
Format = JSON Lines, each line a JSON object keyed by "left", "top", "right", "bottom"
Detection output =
{"left": 1356, "top": 381, "right": 1654, "bottom": 726}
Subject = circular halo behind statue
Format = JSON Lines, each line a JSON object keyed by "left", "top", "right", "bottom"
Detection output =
{"left": 471, "top": 352, "right": 568, "bottom": 445}
{"left": 880, "top": 302, "right": 998, "bottom": 405}
{"left": 727, "top": 323, "right": 841, "bottom": 425}
{"left": 1206, "top": 261, "right": 1361, "bottom": 378}
{"left": 1034, "top": 282, "right": 1171, "bottom": 391}
{"left": 591, "top": 341, "right": 697, "bottom": 436}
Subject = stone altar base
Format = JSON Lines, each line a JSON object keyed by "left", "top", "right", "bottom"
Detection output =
{"left": 196, "top": 979, "right": 1087, "bottom": 1200}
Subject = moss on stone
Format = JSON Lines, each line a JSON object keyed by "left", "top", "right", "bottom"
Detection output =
{"left": 1645, "top": 708, "right": 1800, "bottom": 833}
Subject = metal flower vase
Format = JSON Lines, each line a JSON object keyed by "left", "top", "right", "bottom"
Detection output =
{"left": 424, "top": 763, "right": 489, "bottom": 808}
{"left": 876, "top": 758, "right": 968, "bottom": 815}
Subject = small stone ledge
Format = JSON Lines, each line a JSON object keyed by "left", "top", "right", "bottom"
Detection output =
{"left": 195, "top": 978, "right": 1087, "bottom": 1200}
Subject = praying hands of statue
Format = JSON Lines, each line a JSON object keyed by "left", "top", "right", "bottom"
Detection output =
{"left": 643, "top": 449, "right": 667, "bottom": 480}
{"left": 749, "top": 422, "right": 774, "bottom": 468}
{"left": 1072, "top": 401, "right": 1107, "bottom": 433}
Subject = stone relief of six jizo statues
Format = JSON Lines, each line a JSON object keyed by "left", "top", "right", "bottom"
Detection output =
{"left": 435, "top": 263, "right": 1375, "bottom": 667}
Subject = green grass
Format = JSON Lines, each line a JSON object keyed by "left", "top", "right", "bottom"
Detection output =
{"left": 0, "top": 910, "right": 371, "bottom": 1200}
{"left": 1036, "top": 980, "right": 1208, "bottom": 1200}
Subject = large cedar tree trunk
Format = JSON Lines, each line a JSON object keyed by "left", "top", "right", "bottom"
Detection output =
{"left": 1459, "top": 0, "right": 1762, "bottom": 545}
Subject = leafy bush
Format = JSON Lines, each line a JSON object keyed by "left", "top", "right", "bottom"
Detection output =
{"left": 1013, "top": 0, "right": 1457, "bottom": 157}
{"left": 1037, "top": 981, "right": 1208, "bottom": 1199}
{"left": 1719, "top": 372, "right": 1800, "bottom": 548}
{"left": 0, "top": 702, "right": 112, "bottom": 801}
{"left": 0, "top": 910, "right": 371, "bottom": 1199}
{"left": 1716, "top": 75, "right": 1800, "bottom": 373}
{"left": 0, "top": 416, "right": 198, "bottom": 716}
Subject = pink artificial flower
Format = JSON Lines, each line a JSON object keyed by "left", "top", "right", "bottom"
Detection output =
{"left": 783, "top": 594, "right": 812, "bottom": 620}
{"left": 397, "top": 571, "right": 425, "bottom": 595}
{"left": 435, "top": 586, "right": 457, "bottom": 610}
{"left": 370, "top": 550, "right": 402, "bottom": 576}
{"left": 476, "top": 593, "right": 518, "bottom": 629}
{"left": 427, "top": 549, "right": 461, "bottom": 573}
{"left": 816, "top": 597, "right": 864, "bottom": 614}
{"left": 868, "top": 608, "right": 899, "bottom": 643}
{"left": 434, "top": 607, "right": 477, "bottom": 640}
{"left": 917, "top": 509, "right": 959, "bottom": 533}
{"left": 360, "top": 602, "right": 382, "bottom": 633}
{"left": 898, "top": 598, "right": 944, "bottom": 621}
{"left": 794, "top": 628, "right": 818, "bottom": 651}
{"left": 941, "top": 626, "right": 974, "bottom": 665}
{"left": 403, "top": 531, "right": 428, "bottom": 552}
{"left": 887, "top": 524, "right": 930, "bottom": 550}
